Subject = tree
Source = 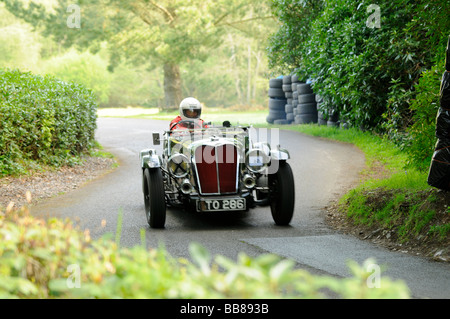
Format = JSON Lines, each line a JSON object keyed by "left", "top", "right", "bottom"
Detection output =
{"left": 0, "top": 3, "right": 41, "bottom": 71}
{"left": 3, "top": 0, "right": 272, "bottom": 109}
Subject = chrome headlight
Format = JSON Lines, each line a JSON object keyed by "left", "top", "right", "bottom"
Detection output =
{"left": 168, "top": 153, "right": 190, "bottom": 178}
{"left": 245, "top": 149, "right": 270, "bottom": 173}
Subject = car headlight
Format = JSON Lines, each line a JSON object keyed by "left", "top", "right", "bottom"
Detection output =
{"left": 168, "top": 153, "right": 190, "bottom": 178}
{"left": 246, "top": 149, "right": 270, "bottom": 173}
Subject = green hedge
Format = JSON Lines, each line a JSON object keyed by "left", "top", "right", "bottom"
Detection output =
{"left": 0, "top": 207, "right": 410, "bottom": 299}
{"left": 268, "top": 0, "right": 450, "bottom": 171}
{"left": 0, "top": 68, "right": 97, "bottom": 176}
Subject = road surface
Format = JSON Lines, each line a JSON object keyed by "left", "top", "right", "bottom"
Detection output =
{"left": 31, "top": 117, "right": 450, "bottom": 298}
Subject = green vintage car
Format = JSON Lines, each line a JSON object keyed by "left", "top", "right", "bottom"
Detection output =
{"left": 140, "top": 120, "right": 295, "bottom": 228}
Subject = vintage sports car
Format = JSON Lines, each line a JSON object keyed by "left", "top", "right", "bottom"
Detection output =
{"left": 139, "top": 120, "right": 295, "bottom": 228}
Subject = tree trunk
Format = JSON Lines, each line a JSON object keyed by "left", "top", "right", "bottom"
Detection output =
{"left": 228, "top": 33, "right": 243, "bottom": 104}
{"left": 247, "top": 43, "right": 251, "bottom": 105}
{"left": 252, "top": 49, "right": 261, "bottom": 102}
{"left": 163, "top": 62, "right": 182, "bottom": 110}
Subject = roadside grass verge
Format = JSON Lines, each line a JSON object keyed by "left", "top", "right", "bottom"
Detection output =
{"left": 89, "top": 141, "right": 117, "bottom": 165}
{"left": 262, "top": 123, "right": 449, "bottom": 258}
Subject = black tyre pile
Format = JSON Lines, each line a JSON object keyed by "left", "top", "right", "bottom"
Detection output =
{"left": 316, "top": 94, "right": 342, "bottom": 127}
{"left": 290, "top": 75, "right": 300, "bottom": 122}
{"left": 316, "top": 94, "right": 327, "bottom": 126}
{"left": 266, "top": 75, "right": 348, "bottom": 128}
{"left": 295, "top": 82, "right": 317, "bottom": 124}
{"left": 282, "top": 75, "right": 294, "bottom": 124}
{"left": 427, "top": 43, "right": 450, "bottom": 191}
{"left": 266, "top": 78, "right": 288, "bottom": 124}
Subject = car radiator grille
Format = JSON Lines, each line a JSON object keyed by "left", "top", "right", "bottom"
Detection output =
{"left": 194, "top": 144, "right": 238, "bottom": 195}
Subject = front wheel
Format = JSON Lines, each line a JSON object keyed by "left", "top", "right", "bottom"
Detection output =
{"left": 143, "top": 168, "right": 166, "bottom": 228}
{"left": 269, "top": 161, "right": 295, "bottom": 225}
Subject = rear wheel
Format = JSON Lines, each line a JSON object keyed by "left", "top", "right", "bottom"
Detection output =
{"left": 269, "top": 161, "right": 295, "bottom": 225}
{"left": 143, "top": 168, "right": 166, "bottom": 228}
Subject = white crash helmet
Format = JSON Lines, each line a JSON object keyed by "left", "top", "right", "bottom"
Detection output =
{"left": 179, "top": 97, "right": 202, "bottom": 120}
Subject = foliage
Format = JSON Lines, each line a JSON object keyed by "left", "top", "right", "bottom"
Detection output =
{"left": 342, "top": 187, "right": 449, "bottom": 244}
{"left": 107, "top": 63, "right": 164, "bottom": 108}
{"left": 43, "top": 50, "right": 111, "bottom": 105}
{"left": 403, "top": 0, "right": 450, "bottom": 171}
{"left": 2, "top": 0, "right": 275, "bottom": 109}
{"left": 0, "top": 68, "right": 97, "bottom": 176}
{"left": 0, "top": 206, "right": 410, "bottom": 299}
{"left": 304, "top": 0, "right": 422, "bottom": 130}
{"left": 267, "top": 0, "right": 450, "bottom": 167}
{"left": 0, "top": 23, "right": 40, "bottom": 71}
{"left": 404, "top": 61, "right": 444, "bottom": 171}
{"left": 181, "top": 34, "right": 271, "bottom": 107}
{"left": 267, "top": 0, "right": 323, "bottom": 78}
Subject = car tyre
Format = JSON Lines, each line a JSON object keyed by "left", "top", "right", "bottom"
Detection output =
{"left": 268, "top": 88, "right": 285, "bottom": 98}
{"left": 297, "top": 102, "right": 317, "bottom": 114}
{"left": 269, "top": 161, "right": 295, "bottom": 225}
{"left": 298, "top": 93, "right": 316, "bottom": 104}
{"left": 273, "top": 119, "right": 289, "bottom": 125}
{"left": 269, "top": 78, "right": 283, "bottom": 88}
{"left": 296, "top": 83, "right": 313, "bottom": 95}
{"left": 143, "top": 168, "right": 166, "bottom": 228}
{"left": 295, "top": 113, "right": 318, "bottom": 124}
{"left": 269, "top": 98, "right": 287, "bottom": 111}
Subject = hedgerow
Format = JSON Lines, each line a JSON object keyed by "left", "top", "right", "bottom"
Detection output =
{"left": 0, "top": 68, "right": 97, "bottom": 176}
{"left": 0, "top": 205, "right": 410, "bottom": 299}
{"left": 268, "top": 0, "right": 450, "bottom": 171}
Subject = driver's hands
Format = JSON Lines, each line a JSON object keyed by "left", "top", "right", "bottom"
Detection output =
{"left": 177, "top": 121, "right": 192, "bottom": 129}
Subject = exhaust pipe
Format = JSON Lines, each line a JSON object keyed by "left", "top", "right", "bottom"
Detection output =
{"left": 243, "top": 174, "right": 256, "bottom": 189}
{"left": 180, "top": 179, "right": 193, "bottom": 194}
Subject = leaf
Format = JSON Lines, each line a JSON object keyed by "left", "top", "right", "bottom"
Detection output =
{"left": 188, "top": 242, "right": 211, "bottom": 274}
{"left": 269, "top": 259, "right": 295, "bottom": 283}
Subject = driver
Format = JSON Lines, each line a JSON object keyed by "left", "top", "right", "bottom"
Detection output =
{"left": 170, "top": 97, "right": 208, "bottom": 130}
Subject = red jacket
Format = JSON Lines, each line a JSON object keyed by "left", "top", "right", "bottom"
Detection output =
{"left": 170, "top": 116, "right": 208, "bottom": 130}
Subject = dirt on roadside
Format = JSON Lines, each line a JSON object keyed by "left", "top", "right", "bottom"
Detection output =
{"left": 0, "top": 155, "right": 116, "bottom": 210}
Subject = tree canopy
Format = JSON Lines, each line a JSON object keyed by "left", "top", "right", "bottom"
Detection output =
{"left": 3, "top": 0, "right": 274, "bottom": 109}
{"left": 267, "top": 0, "right": 450, "bottom": 170}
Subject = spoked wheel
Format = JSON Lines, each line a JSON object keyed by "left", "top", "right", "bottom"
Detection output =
{"left": 269, "top": 161, "right": 295, "bottom": 225}
{"left": 143, "top": 168, "right": 166, "bottom": 228}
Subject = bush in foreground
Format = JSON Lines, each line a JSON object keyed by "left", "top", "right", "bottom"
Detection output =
{"left": 0, "top": 205, "right": 410, "bottom": 299}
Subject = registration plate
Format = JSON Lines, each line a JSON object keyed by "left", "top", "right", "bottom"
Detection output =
{"left": 197, "top": 198, "right": 246, "bottom": 212}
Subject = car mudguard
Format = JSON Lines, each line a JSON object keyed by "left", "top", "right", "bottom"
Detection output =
{"left": 140, "top": 149, "right": 161, "bottom": 169}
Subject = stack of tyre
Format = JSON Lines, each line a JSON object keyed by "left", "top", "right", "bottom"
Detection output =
{"left": 282, "top": 75, "right": 294, "bottom": 124}
{"left": 316, "top": 95, "right": 327, "bottom": 126}
{"left": 295, "top": 82, "right": 318, "bottom": 124}
{"left": 318, "top": 110, "right": 340, "bottom": 127}
{"left": 316, "top": 94, "right": 341, "bottom": 127}
{"left": 266, "top": 78, "right": 288, "bottom": 124}
{"left": 290, "top": 75, "right": 300, "bottom": 121}
{"left": 327, "top": 109, "right": 340, "bottom": 127}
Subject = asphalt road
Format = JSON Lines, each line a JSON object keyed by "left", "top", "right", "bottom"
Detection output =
{"left": 31, "top": 117, "right": 450, "bottom": 298}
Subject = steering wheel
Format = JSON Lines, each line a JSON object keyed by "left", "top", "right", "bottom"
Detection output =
{"left": 170, "top": 120, "right": 203, "bottom": 131}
